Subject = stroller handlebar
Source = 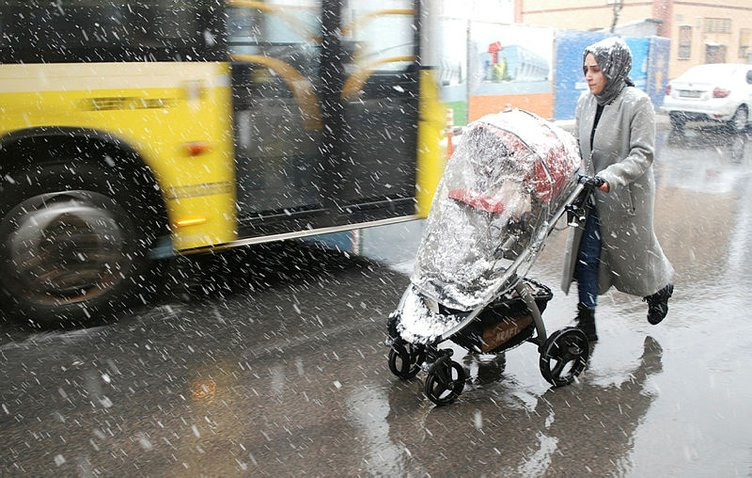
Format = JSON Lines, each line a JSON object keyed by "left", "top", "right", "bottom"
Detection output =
{"left": 563, "top": 175, "right": 603, "bottom": 228}
{"left": 578, "top": 174, "right": 605, "bottom": 189}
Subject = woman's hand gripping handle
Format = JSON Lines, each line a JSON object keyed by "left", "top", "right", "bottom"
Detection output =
{"left": 565, "top": 175, "right": 606, "bottom": 227}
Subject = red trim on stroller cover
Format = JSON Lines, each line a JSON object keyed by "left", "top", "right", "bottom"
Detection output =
{"left": 448, "top": 188, "right": 505, "bottom": 214}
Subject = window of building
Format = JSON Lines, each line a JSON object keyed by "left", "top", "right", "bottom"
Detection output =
{"left": 740, "top": 29, "right": 751, "bottom": 59}
{"left": 678, "top": 25, "right": 692, "bottom": 60}
{"left": 704, "top": 18, "right": 731, "bottom": 34}
{"left": 705, "top": 44, "right": 727, "bottom": 64}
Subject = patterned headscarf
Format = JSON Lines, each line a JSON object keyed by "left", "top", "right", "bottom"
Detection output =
{"left": 583, "top": 37, "right": 633, "bottom": 106}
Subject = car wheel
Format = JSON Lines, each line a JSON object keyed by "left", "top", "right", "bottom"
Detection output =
{"left": 728, "top": 106, "right": 748, "bottom": 133}
{"left": 0, "top": 163, "right": 167, "bottom": 327}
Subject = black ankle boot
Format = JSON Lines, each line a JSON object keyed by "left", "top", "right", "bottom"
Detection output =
{"left": 644, "top": 284, "right": 674, "bottom": 325}
{"left": 575, "top": 303, "right": 598, "bottom": 342}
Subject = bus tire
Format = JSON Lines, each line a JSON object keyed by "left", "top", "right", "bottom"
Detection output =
{"left": 0, "top": 162, "right": 167, "bottom": 327}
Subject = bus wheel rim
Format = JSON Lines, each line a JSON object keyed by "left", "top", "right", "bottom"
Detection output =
{"left": 1, "top": 191, "right": 132, "bottom": 306}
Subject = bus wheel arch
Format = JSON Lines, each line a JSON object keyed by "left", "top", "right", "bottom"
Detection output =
{"left": 0, "top": 127, "right": 168, "bottom": 224}
{"left": 0, "top": 129, "right": 170, "bottom": 327}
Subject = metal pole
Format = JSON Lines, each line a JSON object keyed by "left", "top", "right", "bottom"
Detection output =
{"left": 609, "top": 0, "right": 623, "bottom": 34}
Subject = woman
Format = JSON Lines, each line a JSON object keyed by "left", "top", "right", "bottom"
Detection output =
{"left": 562, "top": 37, "right": 674, "bottom": 342}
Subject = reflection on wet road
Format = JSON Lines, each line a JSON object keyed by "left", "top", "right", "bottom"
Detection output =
{"left": 2, "top": 127, "right": 752, "bottom": 476}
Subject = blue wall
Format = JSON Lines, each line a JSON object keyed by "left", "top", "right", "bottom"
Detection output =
{"left": 553, "top": 31, "right": 671, "bottom": 120}
{"left": 646, "top": 37, "right": 671, "bottom": 106}
{"left": 626, "top": 37, "right": 650, "bottom": 92}
{"left": 553, "top": 31, "right": 607, "bottom": 120}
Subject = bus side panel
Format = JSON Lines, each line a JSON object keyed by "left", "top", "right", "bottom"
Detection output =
{"left": 416, "top": 68, "right": 447, "bottom": 218}
{"left": 0, "top": 62, "right": 237, "bottom": 251}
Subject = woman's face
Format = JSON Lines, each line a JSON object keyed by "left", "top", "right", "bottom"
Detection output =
{"left": 583, "top": 53, "right": 606, "bottom": 95}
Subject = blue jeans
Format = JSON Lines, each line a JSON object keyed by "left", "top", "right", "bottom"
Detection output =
{"left": 575, "top": 206, "right": 601, "bottom": 309}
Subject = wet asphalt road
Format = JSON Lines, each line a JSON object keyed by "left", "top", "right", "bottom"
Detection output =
{"left": 2, "top": 126, "right": 752, "bottom": 477}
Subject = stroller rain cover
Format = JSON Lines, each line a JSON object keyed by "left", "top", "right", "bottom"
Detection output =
{"left": 398, "top": 109, "right": 581, "bottom": 343}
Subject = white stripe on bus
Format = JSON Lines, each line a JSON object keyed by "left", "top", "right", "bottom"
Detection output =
{"left": 0, "top": 62, "right": 230, "bottom": 93}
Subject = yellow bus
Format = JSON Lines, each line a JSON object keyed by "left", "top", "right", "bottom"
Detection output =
{"left": 0, "top": 0, "right": 446, "bottom": 325}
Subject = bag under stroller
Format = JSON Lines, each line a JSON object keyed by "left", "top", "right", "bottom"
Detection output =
{"left": 386, "top": 108, "right": 596, "bottom": 406}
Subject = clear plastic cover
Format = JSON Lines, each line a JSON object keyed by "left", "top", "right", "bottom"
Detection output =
{"left": 410, "top": 109, "right": 581, "bottom": 312}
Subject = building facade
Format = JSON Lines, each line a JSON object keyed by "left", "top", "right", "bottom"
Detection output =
{"left": 517, "top": 0, "right": 752, "bottom": 79}
{"left": 442, "top": 0, "right": 515, "bottom": 23}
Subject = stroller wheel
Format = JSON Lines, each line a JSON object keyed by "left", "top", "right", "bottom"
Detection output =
{"left": 424, "top": 359, "right": 466, "bottom": 406}
{"left": 388, "top": 343, "right": 425, "bottom": 380}
{"left": 539, "top": 327, "right": 589, "bottom": 387}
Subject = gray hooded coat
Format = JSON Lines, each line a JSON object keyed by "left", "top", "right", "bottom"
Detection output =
{"left": 562, "top": 38, "right": 673, "bottom": 298}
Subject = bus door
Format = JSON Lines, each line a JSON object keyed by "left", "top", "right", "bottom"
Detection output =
{"left": 337, "top": 1, "right": 419, "bottom": 218}
{"left": 229, "top": 1, "right": 324, "bottom": 236}
{"left": 228, "top": 0, "right": 419, "bottom": 237}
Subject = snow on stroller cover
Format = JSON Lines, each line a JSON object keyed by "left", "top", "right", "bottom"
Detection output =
{"left": 387, "top": 108, "right": 590, "bottom": 405}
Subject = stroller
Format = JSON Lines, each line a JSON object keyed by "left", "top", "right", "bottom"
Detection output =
{"left": 386, "top": 108, "right": 598, "bottom": 406}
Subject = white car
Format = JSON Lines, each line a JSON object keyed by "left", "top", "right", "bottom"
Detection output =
{"left": 661, "top": 63, "right": 752, "bottom": 132}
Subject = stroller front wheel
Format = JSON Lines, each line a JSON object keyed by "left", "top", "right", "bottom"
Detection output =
{"left": 539, "top": 327, "right": 589, "bottom": 387}
{"left": 424, "top": 359, "right": 466, "bottom": 406}
{"left": 388, "top": 343, "right": 425, "bottom": 380}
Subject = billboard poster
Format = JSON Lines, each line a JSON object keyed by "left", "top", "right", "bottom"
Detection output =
{"left": 467, "top": 23, "right": 555, "bottom": 120}
{"left": 438, "top": 17, "right": 470, "bottom": 125}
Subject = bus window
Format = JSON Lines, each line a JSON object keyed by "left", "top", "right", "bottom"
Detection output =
{"left": 339, "top": 1, "right": 419, "bottom": 209}
{"left": 228, "top": 0, "right": 419, "bottom": 237}
{"left": 0, "top": 1, "right": 226, "bottom": 63}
